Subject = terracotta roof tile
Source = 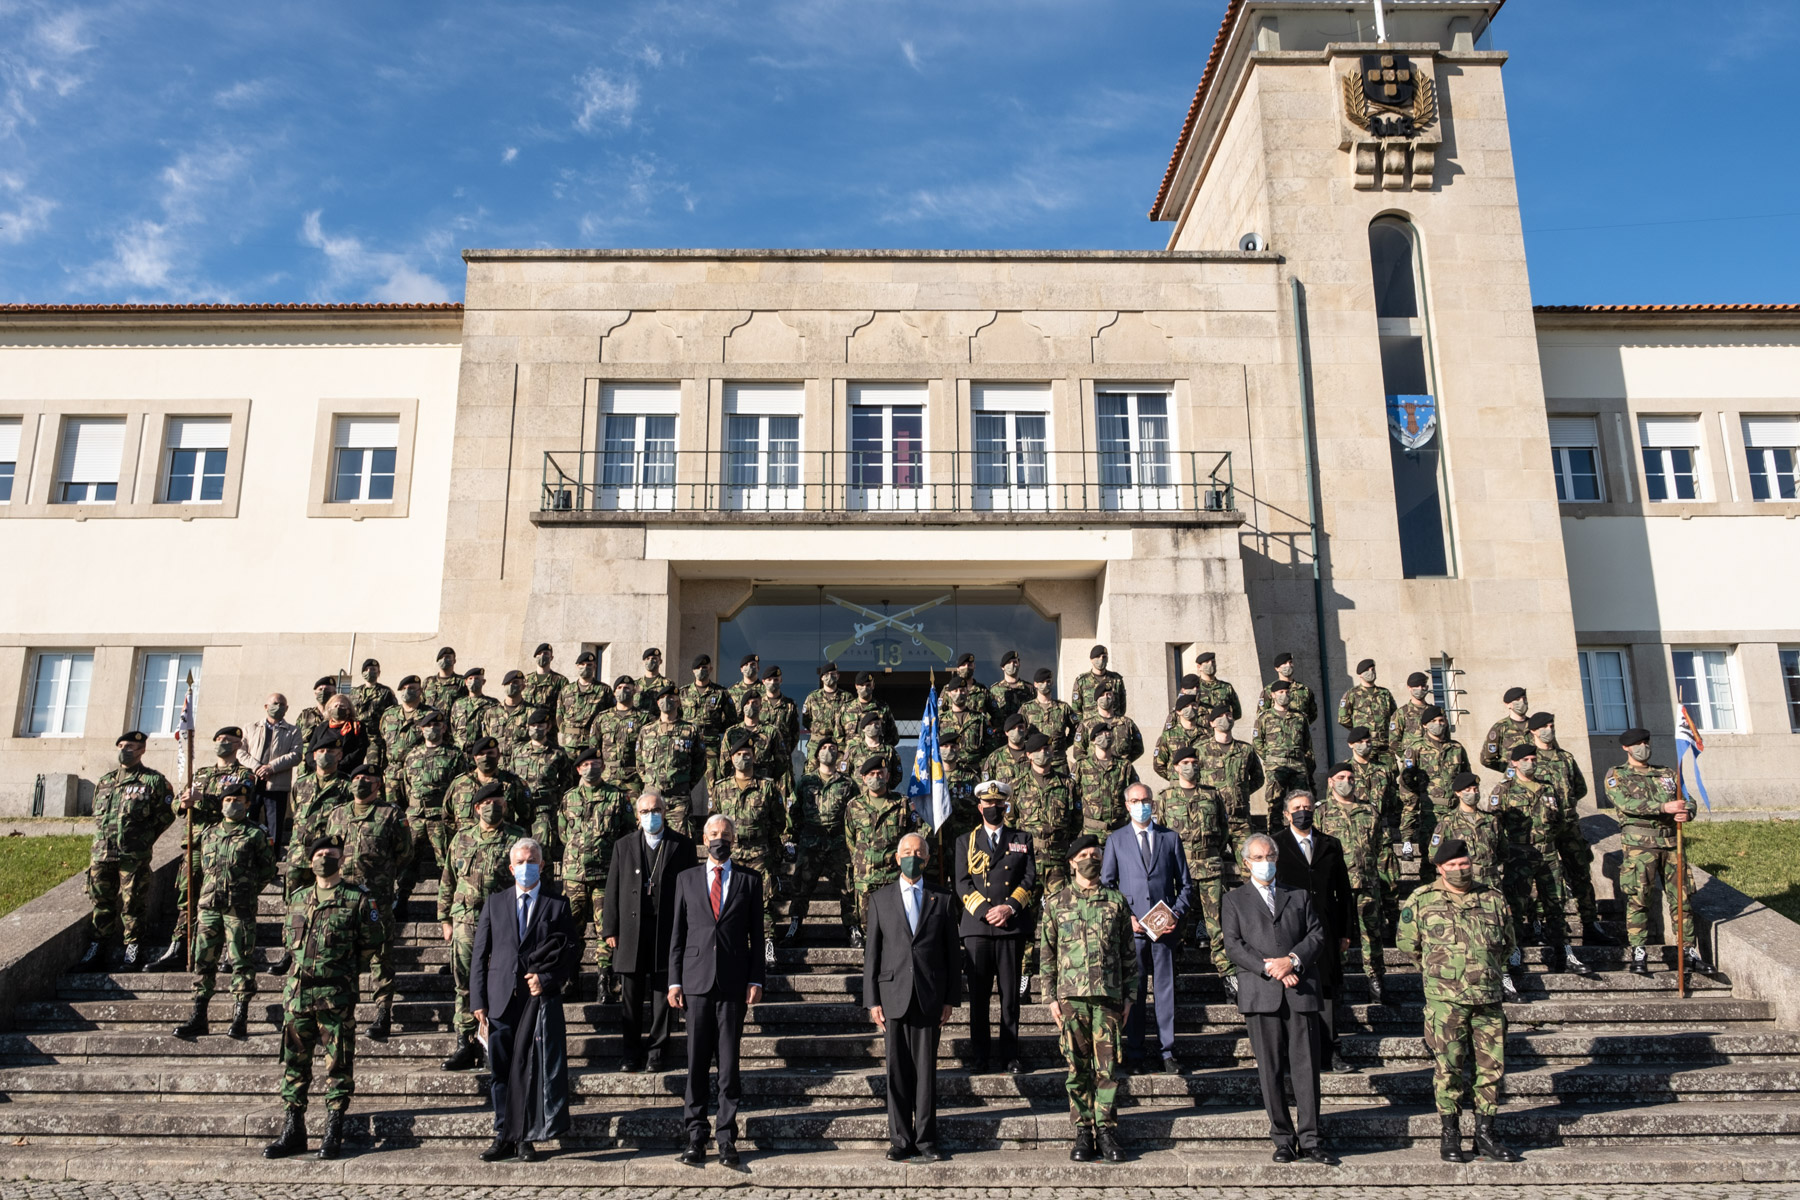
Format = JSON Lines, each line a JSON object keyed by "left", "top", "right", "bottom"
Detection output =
{"left": 1533, "top": 304, "right": 1800, "bottom": 314}
{"left": 0, "top": 302, "right": 462, "bottom": 314}
{"left": 1150, "top": 0, "right": 1245, "bottom": 222}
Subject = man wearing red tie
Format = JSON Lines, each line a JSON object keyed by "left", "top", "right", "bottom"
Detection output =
{"left": 668, "top": 813, "right": 765, "bottom": 1167}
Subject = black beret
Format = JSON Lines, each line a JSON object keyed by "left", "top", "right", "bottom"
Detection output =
{"left": 1268, "top": 679, "right": 1292, "bottom": 693}
{"left": 472, "top": 780, "right": 507, "bottom": 804}
{"left": 1451, "top": 772, "right": 1482, "bottom": 792}
{"left": 1089, "top": 644, "right": 1108, "bottom": 658}
{"left": 415, "top": 708, "right": 445, "bottom": 725}
{"left": 1356, "top": 658, "right": 1376, "bottom": 674}
{"left": 653, "top": 684, "right": 678, "bottom": 699}
{"left": 349, "top": 764, "right": 379, "bottom": 779}
{"left": 1003, "top": 713, "right": 1029, "bottom": 732}
{"left": 1346, "top": 726, "right": 1372, "bottom": 742}
{"left": 462, "top": 667, "right": 485, "bottom": 679}
{"left": 1273, "top": 652, "right": 1293, "bottom": 667}
{"left": 314, "top": 676, "right": 337, "bottom": 690}
{"left": 1503, "top": 686, "right": 1528, "bottom": 703}
{"left": 576, "top": 747, "right": 602, "bottom": 765}
{"left": 740, "top": 653, "right": 758, "bottom": 668}
{"left": 1094, "top": 682, "right": 1117, "bottom": 698}
{"left": 219, "top": 782, "right": 250, "bottom": 798}
{"left": 1528, "top": 712, "right": 1554, "bottom": 730}
{"left": 397, "top": 674, "right": 421, "bottom": 687}
{"left": 641, "top": 647, "right": 661, "bottom": 660}
{"left": 761, "top": 666, "right": 781, "bottom": 680}
{"left": 691, "top": 654, "right": 711, "bottom": 669}
{"left": 1509, "top": 743, "right": 1536, "bottom": 762}
{"left": 858, "top": 755, "right": 890, "bottom": 776}
{"left": 534, "top": 642, "right": 552, "bottom": 656}
{"left": 613, "top": 674, "right": 636, "bottom": 687}
{"left": 938, "top": 730, "right": 962, "bottom": 746}
{"left": 1175, "top": 693, "right": 1199, "bottom": 710}
{"left": 1328, "top": 761, "right": 1355, "bottom": 777}
{"left": 502, "top": 669, "right": 524, "bottom": 684}
{"left": 1170, "top": 744, "right": 1199, "bottom": 764}
{"left": 309, "top": 729, "right": 343, "bottom": 753}
{"left": 955, "top": 653, "right": 976, "bottom": 667}
{"left": 859, "top": 713, "right": 884, "bottom": 731}
{"left": 818, "top": 661, "right": 838, "bottom": 675}
{"left": 305, "top": 835, "right": 342, "bottom": 857}
{"left": 942, "top": 675, "right": 965, "bottom": 690}
{"left": 1000, "top": 649, "right": 1019, "bottom": 665}
{"left": 1407, "top": 671, "right": 1429, "bottom": 687}
{"left": 1033, "top": 667, "right": 1053, "bottom": 683}
{"left": 1179, "top": 673, "right": 1200, "bottom": 689}
{"left": 436, "top": 646, "right": 456, "bottom": 659}
{"left": 1022, "top": 730, "right": 1051, "bottom": 753}
{"left": 1208, "top": 704, "right": 1232, "bottom": 721}
{"left": 467, "top": 736, "right": 499, "bottom": 755}
{"left": 1421, "top": 705, "right": 1445, "bottom": 722}
{"left": 574, "top": 651, "right": 596, "bottom": 665}
{"left": 527, "top": 707, "right": 553, "bottom": 724}
{"left": 1433, "top": 838, "right": 1471, "bottom": 865}
{"left": 856, "top": 671, "right": 874, "bottom": 685}
{"left": 1620, "top": 727, "right": 1651, "bottom": 747}
{"left": 725, "top": 728, "right": 754, "bottom": 753}
{"left": 812, "top": 731, "right": 839, "bottom": 747}
{"left": 1196, "top": 651, "right": 1216, "bottom": 664}
{"left": 213, "top": 726, "right": 243, "bottom": 740}
{"left": 361, "top": 658, "right": 379, "bottom": 671}
{"left": 1067, "top": 833, "right": 1101, "bottom": 860}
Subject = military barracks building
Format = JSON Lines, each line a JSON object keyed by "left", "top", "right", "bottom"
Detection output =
{"left": 1, "top": 0, "right": 1796, "bottom": 813}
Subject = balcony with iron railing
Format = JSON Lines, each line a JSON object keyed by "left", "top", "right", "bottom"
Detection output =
{"left": 533, "top": 448, "right": 1237, "bottom": 524}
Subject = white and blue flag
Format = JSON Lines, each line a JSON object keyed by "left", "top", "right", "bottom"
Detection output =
{"left": 908, "top": 684, "right": 950, "bottom": 832}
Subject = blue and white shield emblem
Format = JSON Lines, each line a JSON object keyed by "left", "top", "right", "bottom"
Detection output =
{"left": 1387, "top": 393, "right": 1437, "bottom": 451}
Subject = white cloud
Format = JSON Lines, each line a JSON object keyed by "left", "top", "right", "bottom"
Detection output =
{"left": 0, "top": 186, "right": 54, "bottom": 245}
{"left": 29, "top": 10, "right": 93, "bottom": 58}
{"left": 502, "top": 146, "right": 518, "bottom": 163}
{"left": 212, "top": 79, "right": 273, "bottom": 108}
{"left": 638, "top": 44, "right": 663, "bottom": 68}
{"left": 300, "top": 210, "right": 453, "bottom": 302}
{"left": 572, "top": 67, "right": 638, "bottom": 133}
{"left": 89, "top": 219, "right": 176, "bottom": 289}
{"left": 900, "top": 40, "right": 922, "bottom": 72}
{"left": 78, "top": 143, "right": 251, "bottom": 297}
{"left": 884, "top": 169, "right": 1074, "bottom": 232}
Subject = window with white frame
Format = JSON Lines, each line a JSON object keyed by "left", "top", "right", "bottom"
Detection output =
{"left": 596, "top": 384, "right": 679, "bottom": 510}
{"left": 135, "top": 651, "right": 203, "bottom": 736}
{"left": 56, "top": 417, "right": 125, "bottom": 504}
{"left": 0, "top": 417, "right": 19, "bottom": 503}
{"left": 1743, "top": 416, "right": 1799, "bottom": 502}
{"left": 1549, "top": 416, "right": 1604, "bottom": 502}
{"left": 972, "top": 384, "right": 1050, "bottom": 510}
{"left": 26, "top": 651, "right": 93, "bottom": 736}
{"left": 1639, "top": 415, "right": 1703, "bottom": 502}
{"left": 164, "top": 418, "right": 230, "bottom": 504}
{"left": 1672, "top": 647, "right": 1737, "bottom": 732}
{"left": 332, "top": 416, "right": 398, "bottom": 503}
{"left": 1781, "top": 648, "right": 1800, "bottom": 732}
{"left": 1577, "top": 648, "right": 1635, "bottom": 733}
{"left": 848, "top": 383, "right": 926, "bottom": 510}
{"left": 1096, "top": 388, "right": 1176, "bottom": 509}
{"left": 723, "top": 383, "right": 802, "bottom": 511}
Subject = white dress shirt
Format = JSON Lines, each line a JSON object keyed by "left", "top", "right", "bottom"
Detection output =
{"left": 901, "top": 877, "right": 924, "bottom": 933}
{"left": 1293, "top": 830, "right": 1314, "bottom": 864}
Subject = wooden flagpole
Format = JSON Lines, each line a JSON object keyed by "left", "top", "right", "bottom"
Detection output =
{"left": 1673, "top": 743, "right": 1688, "bottom": 1000}
{"left": 182, "top": 672, "right": 197, "bottom": 972}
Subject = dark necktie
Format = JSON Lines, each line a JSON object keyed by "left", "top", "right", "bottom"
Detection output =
{"left": 518, "top": 892, "right": 531, "bottom": 942}
{"left": 1138, "top": 829, "right": 1152, "bottom": 870}
{"left": 710, "top": 867, "right": 723, "bottom": 918}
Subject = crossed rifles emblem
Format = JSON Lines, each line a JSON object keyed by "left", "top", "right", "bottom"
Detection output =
{"left": 821, "top": 594, "right": 953, "bottom": 663}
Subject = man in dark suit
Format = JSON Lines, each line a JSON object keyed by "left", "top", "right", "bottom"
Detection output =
{"left": 668, "top": 812, "right": 765, "bottom": 1167}
{"left": 1272, "top": 788, "right": 1355, "bottom": 1073}
{"left": 953, "top": 780, "right": 1035, "bottom": 1075}
{"left": 603, "top": 788, "right": 697, "bottom": 1073}
{"left": 471, "top": 835, "right": 580, "bottom": 1163}
{"left": 865, "top": 831, "right": 962, "bottom": 1162}
{"left": 1222, "top": 832, "right": 1335, "bottom": 1165}
{"left": 1100, "top": 782, "right": 1196, "bottom": 1074}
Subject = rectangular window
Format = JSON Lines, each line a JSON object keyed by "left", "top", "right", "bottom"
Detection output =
{"left": 1096, "top": 388, "right": 1176, "bottom": 510}
{"left": 1672, "top": 648, "right": 1737, "bottom": 732}
{"left": 1549, "top": 416, "right": 1604, "bottom": 502}
{"left": 848, "top": 383, "right": 926, "bottom": 510}
{"left": 164, "top": 418, "right": 230, "bottom": 503}
{"left": 1781, "top": 648, "right": 1800, "bottom": 732}
{"left": 723, "top": 383, "right": 802, "bottom": 511}
{"left": 331, "top": 416, "right": 398, "bottom": 503}
{"left": 1744, "top": 416, "right": 1799, "bottom": 502}
{"left": 1577, "top": 648, "right": 1634, "bottom": 734}
{"left": 27, "top": 651, "right": 93, "bottom": 736}
{"left": 0, "top": 416, "right": 19, "bottom": 503}
{"left": 56, "top": 417, "right": 125, "bottom": 504}
{"left": 1639, "top": 416, "right": 1703, "bottom": 502}
{"left": 135, "top": 651, "right": 203, "bottom": 735}
{"left": 972, "top": 384, "right": 1050, "bottom": 511}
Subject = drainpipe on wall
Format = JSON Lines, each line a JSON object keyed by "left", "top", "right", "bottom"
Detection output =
{"left": 1290, "top": 277, "right": 1335, "bottom": 765}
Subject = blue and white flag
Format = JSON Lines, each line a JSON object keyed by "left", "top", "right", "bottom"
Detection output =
{"left": 908, "top": 684, "right": 950, "bottom": 831}
{"left": 1675, "top": 705, "right": 1711, "bottom": 811}
{"left": 173, "top": 672, "right": 196, "bottom": 783}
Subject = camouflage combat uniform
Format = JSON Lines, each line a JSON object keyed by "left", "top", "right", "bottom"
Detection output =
{"left": 352, "top": 681, "right": 397, "bottom": 728}
{"left": 1494, "top": 775, "right": 1567, "bottom": 947}
{"left": 1351, "top": 754, "right": 1406, "bottom": 932}
{"left": 172, "top": 760, "right": 257, "bottom": 943}
{"left": 1390, "top": 700, "right": 1436, "bottom": 757}
{"left": 713, "top": 774, "right": 788, "bottom": 942}
{"left": 1479, "top": 715, "right": 1533, "bottom": 774}
{"left": 1160, "top": 781, "right": 1233, "bottom": 976}
{"left": 711, "top": 722, "right": 790, "bottom": 790}
{"left": 636, "top": 671, "right": 672, "bottom": 715}
{"left": 444, "top": 769, "right": 529, "bottom": 835}
{"left": 439, "top": 819, "right": 526, "bottom": 1036}
{"left": 483, "top": 701, "right": 534, "bottom": 755}
{"left": 1338, "top": 683, "right": 1398, "bottom": 759}
{"left": 1397, "top": 880, "right": 1516, "bottom": 1117}
{"left": 377, "top": 706, "right": 430, "bottom": 791}
{"left": 1431, "top": 803, "right": 1503, "bottom": 890}
{"left": 1256, "top": 679, "right": 1319, "bottom": 728}
{"left": 938, "top": 707, "right": 994, "bottom": 776}
{"left": 1606, "top": 761, "right": 1695, "bottom": 949}
{"left": 449, "top": 693, "right": 496, "bottom": 751}
{"left": 1039, "top": 881, "right": 1138, "bottom": 1133}
{"left": 560, "top": 780, "right": 634, "bottom": 976}
{"left": 293, "top": 706, "right": 332, "bottom": 779}
{"left": 843, "top": 787, "right": 918, "bottom": 927}
{"left": 801, "top": 685, "right": 852, "bottom": 768}
{"left": 835, "top": 698, "right": 898, "bottom": 753}
{"left": 1152, "top": 720, "right": 1207, "bottom": 779}
{"left": 1318, "top": 795, "right": 1387, "bottom": 982}
{"left": 636, "top": 719, "right": 705, "bottom": 839}
{"left": 790, "top": 768, "right": 858, "bottom": 931}
{"left": 279, "top": 878, "right": 384, "bottom": 1115}
{"left": 555, "top": 679, "right": 612, "bottom": 762}
{"left": 1196, "top": 736, "right": 1265, "bottom": 854}
{"left": 989, "top": 677, "right": 1033, "bottom": 726}
{"left": 981, "top": 743, "right": 1033, "bottom": 791}
{"left": 1073, "top": 714, "right": 1144, "bottom": 765}
{"left": 1402, "top": 735, "right": 1472, "bottom": 880}
{"left": 522, "top": 669, "right": 567, "bottom": 717}
{"left": 284, "top": 771, "right": 351, "bottom": 900}
{"left": 1534, "top": 742, "right": 1599, "bottom": 930}
{"left": 760, "top": 691, "right": 803, "bottom": 786}
{"left": 679, "top": 679, "right": 737, "bottom": 794}
{"left": 1011, "top": 768, "right": 1080, "bottom": 894}
{"left": 1022, "top": 697, "right": 1078, "bottom": 764}
{"left": 1071, "top": 670, "right": 1127, "bottom": 720}
{"left": 1193, "top": 676, "right": 1241, "bottom": 721}
{"left": 1073, "top": 752, "right": 1138, "bottom": 841}
{"left": 420, "top": 673, "right": 467, "bottom": 721}
{"left": 392, "top": 742, "right": 470, "bottom": 902}
{"left": 592, "top": 706, "right": 647, "bottom": 791}
{"left": 322, "top": 800, "right": 413, "bottom": 1005}
{"left": 507, "top": 740, "right": 577, "bottom": 867}
{"left": 190, "top": 816, "right": 277, "bottom": 1003}
{"left": 1252, "top": 706, "right": 1313, "bottom": 813}
{"left": 87, "top": 761, "right": 175, "bottom": 948}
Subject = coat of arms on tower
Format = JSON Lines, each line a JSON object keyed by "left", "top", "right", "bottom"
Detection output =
{"left": 1339, "top": 53, "right": 1441, "bottom": 191}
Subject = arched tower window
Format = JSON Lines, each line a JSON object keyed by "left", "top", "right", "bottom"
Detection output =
{"left": 1369, "top": 216, "right": 1454, "bottom": 578}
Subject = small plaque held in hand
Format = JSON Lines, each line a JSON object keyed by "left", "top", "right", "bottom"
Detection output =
{"left": 1141, "top": 901, "right": 1178, "bottom": 940}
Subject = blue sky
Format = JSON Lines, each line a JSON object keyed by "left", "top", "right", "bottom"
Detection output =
{"left": 0, "top": 0, "right": 1794, "bottom": 305}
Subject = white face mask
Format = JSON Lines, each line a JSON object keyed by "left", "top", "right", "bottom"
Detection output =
{"left": 1129, "top": 801, "right": 1153, "bottom": 825}
{"left": 1249, "top": 860, "right": 1277, "bottom": 884}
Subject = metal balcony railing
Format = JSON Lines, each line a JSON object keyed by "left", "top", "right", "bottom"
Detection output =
{"left": 539, "top": 449, "right": 1234, "bottom": 516}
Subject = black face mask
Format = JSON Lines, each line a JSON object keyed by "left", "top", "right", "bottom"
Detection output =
{"left": 707, "top": 839, "right": 731, "bottom": 862}
{"left": 1289, "top": 808, "right": 1314, "bottom": 831}
{"left": 352, "top": 780, "right": 374, "bottom": 799}
{"left": 118, "top": 749, "right": 135, "bottom": 765}
{"left": 979, "top": 804, "right": 1004, "bottom": 827}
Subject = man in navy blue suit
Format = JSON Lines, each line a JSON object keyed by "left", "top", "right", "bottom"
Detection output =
{"left": 1101, "top": 782, "right": 1195, "bottom": 1074}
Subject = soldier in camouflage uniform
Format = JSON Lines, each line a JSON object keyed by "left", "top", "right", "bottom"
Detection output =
{"left": 1197, "top": 707, "right": 1265, "bottom": 856}
{"left": 555, "top": 651, "right": 613, "bottom": 764}
{"left": 439, "top": 781, "right": 527, "bottom": 1072}
{"left": 352, "top": 659, "right": 397, "bottom": 729}
{"left": 938, "top": 680, "right": 995, "bottom": 786}
{"left": 933, "top": 728, "right": 982, "bottom": 861}
{"left": 485, "top": 670, "right": 535, "bottom": 753}
{"left": 293, "top": 677, "right": 338, "bottom": 781}
{"left": 507, "top": 708, "right": 577, "bottom": 871}
{"left": 376, "top": 676, "right": 429, "bottom": 784}
{"left": 1074, "top": 726, "right": 1138, "bottom": 842}
{"left": 1013, "top": 731, "right": 1082, "bottom": 983}
{"left": 1396, "top": 838, "right": 1522, "bottom": 1165}
{"left": 758, "top": 668, "right": 803, "bottom": 789}
{"left": 1253, "top": 680, "right": 1313, "bottom": 817}
{"left": 636, "top": 647, "right": 672, "bottom": 716}
{"left": 1345, "top": 727, "right": 1406, "bottom": 936}
{"left": 989, "top": 650, "right": 1033, "bottom": 726}
{"left": 1255, "top": 652, "right": 1320, "bottom": 730}
{"left": 1607, "top": 727, "right": 1712, "bottom": 978}
{"left": 522, "top": 642, "right": 567, "bottom": 716}
{"left": 1073, "top": 685, "right": 1143, "bottom": 764}
{"left": 726, "top": 652, "right": 763, "bottom": 717}
{"left": 713, "top": 729, "right": 788, "bottom": 961}
{"left": 1527, "top": 712, "right": 1608, "bottom": 944}
{"left": 1161, "top": 745, "right": 1236, "bottom": 987}
{"left": 1155, "top": 693, "right": 1205, "bottom": 775}
{"left": 1042, "top": 834, "right": 1136, "bottom": 1164}
{"left": 1193, "top": 651, "right": 1242, "bottom": 720}
{"left": 982, "top": 713, "right": 1035, "bottom": 788}
{"left": 392, "top": 710, "right": 469, "bottom": 905}
{"left": 788, "top": 737, "right": 857, "bottom": 943}
{"left": 843, "top": 756, "right": 920, "bottom": 940}
{"left": 1022, "top": 668, "right": 1078, "bottom": 765}
{"left": 1319, "top": 761, "right": 1388, "bottom": 1001}
{"left": 1479, "top": 687, "right": 1534, "bottom": 775}
{"left": 592, "top": 676, "right": 645, "bottom": 790}
{"left": 637, "top": 686, "right": 705, "bottom": 838}
{"left": 1336, "top": 658, "right": 1397, "bottom": 763}
{"left": 836, "top": 672, "right": 899, "bottom": 752}
{"left": 949, "top": 652, "right": 998, "bottom": 723}
{"left": 449, "top": 667, "right": 496, "bottom": 750}
{"left": 284, "top": 732, "right": 352, "bottom": 902}
{"left": 444, "top": 736, "right": 529, "bottom": 833}
{"left": 1431, "top": 773, "right": 1504, "bottom": 890}
{"left": 801, "top": 661, "right": 852, "bottom": 769}
{"left": 175, "top": 783, "right": 275, "bottom": 1042}
{"left": 1071, "top": 644, "right": 1127, "bottom": 721}
{"left": 323, "top": 765, "right": 415, "bottom": 1036}
{"left": 1400, "top": 707, "right": 1471, "bottom": 883}
{"left": 421, "top": 646, "right": 467, "bottom": 719}
{"left": 561, "top": 751, "right": 634, "bottom": 998}
{"left": 262, "top": 835, "right": 385, "bottom": 1162}
{"left": 148, "top": 726, "right": 256, "bottom": 972}
{"left": 1493, "top": 744, "right": 1591, "bottom": 976}
{"left": 679, "top": 653, "right": 737, "bottom": 799}
{"left": 1391, "top": 671, "right": 1437, "bottom": 756}
{"left": 713, "top": 692, "right": 791, "bottom": 791}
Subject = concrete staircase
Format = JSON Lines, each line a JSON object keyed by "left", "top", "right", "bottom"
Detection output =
{"left": 4, "top": 861, "right": 1800, "bottom": 1182}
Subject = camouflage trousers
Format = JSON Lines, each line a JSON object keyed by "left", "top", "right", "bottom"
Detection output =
{"left": 396, "top": 812, "right": 449, "bottom": 904}
{"left": 1503, "top": 850, "right": 1566, "bottom": 947}
{"left": 87, "top": 854, "right": 152, "bottom": 945}
{"left": 169, "top": 832, "right": 219, "bottom": 941}
{"left": 532, "top": 810, "right": 562, "bottom": 877}
{"left": 1223, "top": 803, "right": 1254, "bottom": 863}
{"left": 1264, "top": 760, "right": 1310, "bottom": 815}
{"left": 1414, "top": 806, "right": 1441, "bottom": 885}
{"left": 1347, "top": 885, "right": 1385, "bottom": 979}
{"left": 364, "top": 899, "right": 398, "bottom": 1005}
{"left": 663, "top": 783, "right": 698, "bottom": 842}
{"left": 1422, "top": 997, "right": 1505, "bottom": 1116}
{"left": 1620, "top": 845, "right": 1695, "bottom": 949}
{"left": 1399, "top": 788, "right": 1429, "bottom": 850}
{"left": 191, "top": 908, "right": 259, "bottom": 1001}
{"left": 563, "top": 877, "right": 611, "bottom": 973}
{"left": 732, "top": 846, "right": 782, "bottom": 942}
{"left": 280, "top": 1003, "right": 356, "bottom": 1113}
{"left": 1058, "top": 998, "right": 1124, "bottom": 1129}
{"left": 1378, "top": 843, "right": 1403, "bottom": 939}
{"left": 852, "top": 862, "right": 901, "bottom": 931}
{"left": 1182, "top": 861, "right": 1232, "bottom": 977}
{"left": 450, "top": 917, "right": 480, "bottom": 1034}
{"left": 1557, "top": 827, "right": 1600, "bottom": 927}
{"left": 1020, "top": 863, "right": 1070, "bottom": 976}
{"left": 791, "top": 834, "right": 854, "bottom": 930}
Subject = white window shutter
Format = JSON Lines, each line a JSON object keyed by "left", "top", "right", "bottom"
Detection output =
{"left": 972, "top": 384, "right": 1053, "bottom": 413}
{"left": 723, "top": 383, "right": 804, "bottom": 416}
{"left": 334, "top": 416, "right": 398, "bottom": 449}
{"left": 59, "top": 418, "right": 126, "bottom": 483}
{"left": 1547, "top": 416, "right": 1599, "bottom": 449}
{"left": 169, "top": 418, "right": 230, "bottom": 450}
{"left": 0, "top": 418, "right": 19, "bottom": 461}
{"left": 601, "top": 384, "right": 680, "bottom": 415}
{"left": 1743, "top": 415, "right": 1799, "bottom": 449}
{"left": 1639, "top": 416, "right": 1701, "bottom": 449}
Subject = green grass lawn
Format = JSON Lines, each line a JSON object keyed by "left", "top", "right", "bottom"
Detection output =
{"left": 0, "top": 835, "right": 93, "bottom": 919}
{"left": 1686, "top": 819, "right": 1800, "bottom": 924}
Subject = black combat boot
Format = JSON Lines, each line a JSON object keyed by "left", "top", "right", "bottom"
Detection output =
{"left": 263, "top": 1106, "right": 307, "bottom": 1158}
{"left": 1439, "top": 1112, "right": 1469, "bottom": 1162}
{"left": 1627, "top": 946, "right": 1650, "bottom": 976}
{"left": 316, "top": 1109, "right": 345, "bottom": 1160}
{"left": 366, "top": 1001, "right": 392, "bottom": 1041}
{"left": 228, "top": 1000, "right": 250, "bottom": 1040}
{"left": 1096, "top": 1126, "right": 1125, "bottom": 1163}
{"left": 1069, "top": 1125, "right": 1097, "bottom": 1162}
{"left": 78, "top": 939, "right": 103, "bottom": 968}
{"left": 144, "top": 939, "right": 185, "bottom": 973}
{"left": 174, "top": 998, "right": 209, "bottom": 1039}
{"left": 442, "top": 1031, "right": 482, "bottom": 1071}
{"left": 267, "top": 948, "right": 291, "bottom": 976}
{"left": 1473, "top": 1113, "right": 1521, "bottom": 1162}
{"left": 1365, "top": 973, "right": 1384, "bottom": 1005}
{"left": 601, "top": 967, "right": 617, "bottom": 1002}
{"left": 122, "top": 943, "right": 142, "bottom": 968}
{"left": 1685, "top": 946, "right": 1718, "bottom": 980}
